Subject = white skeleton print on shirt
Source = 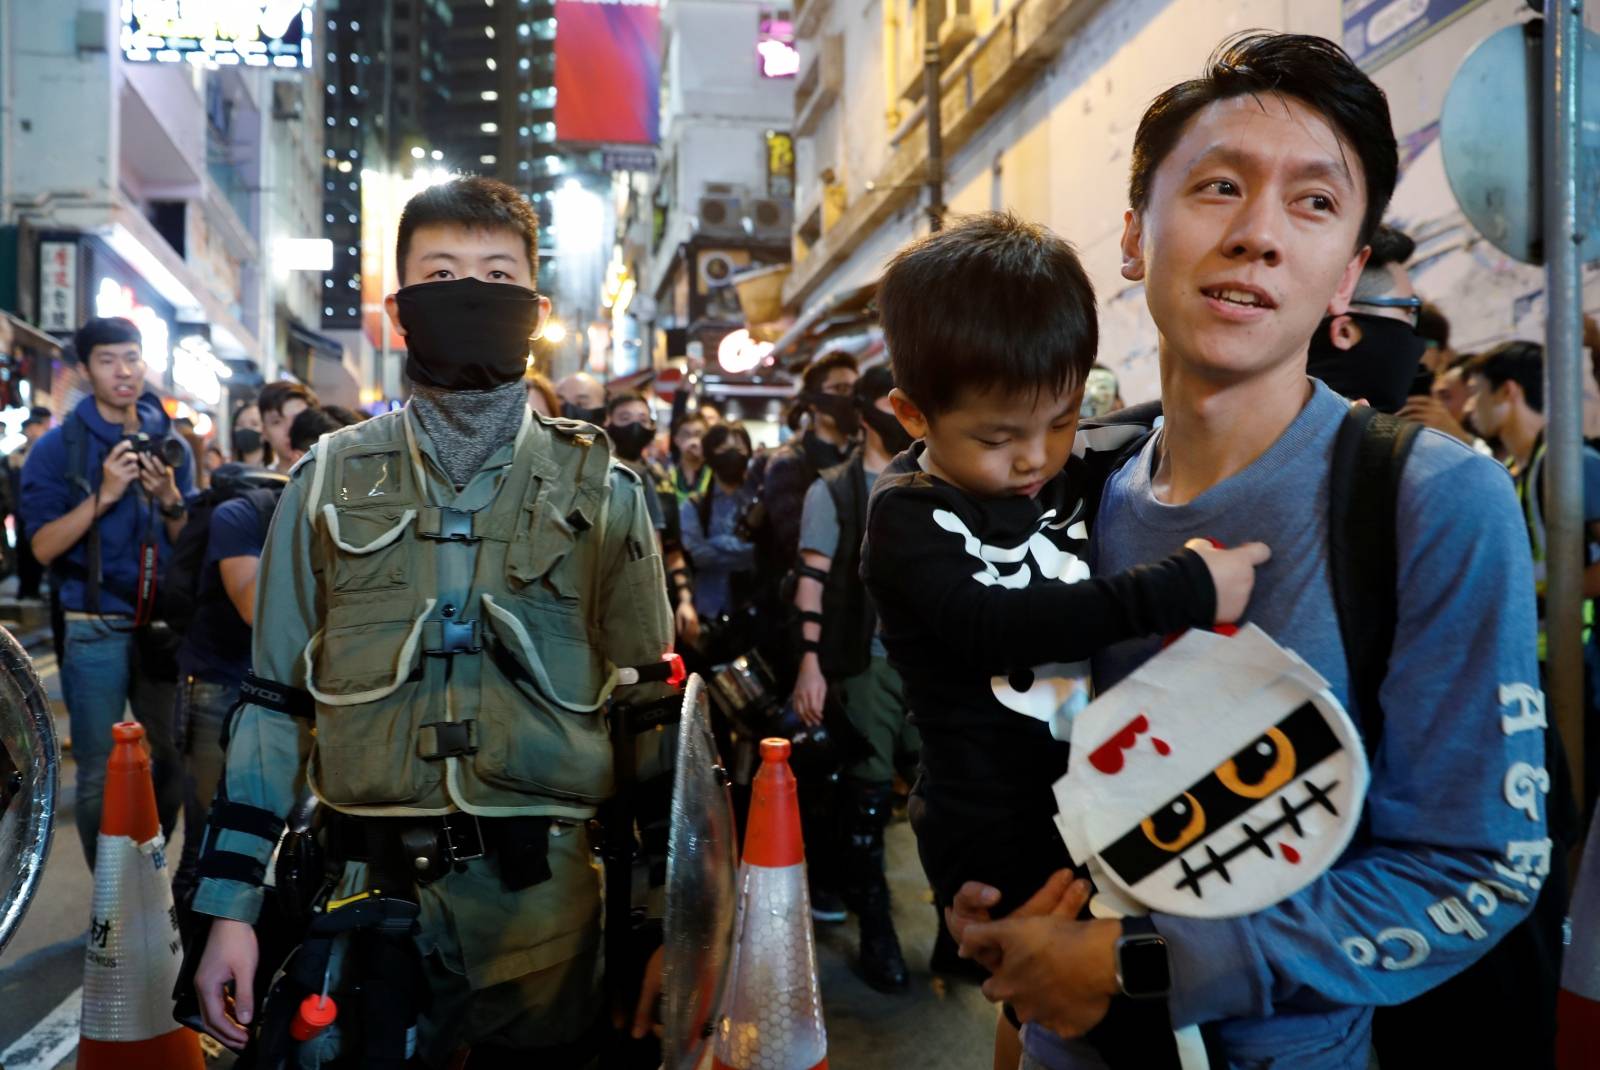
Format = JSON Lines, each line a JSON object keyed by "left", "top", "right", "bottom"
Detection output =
{"left": 931, "top": 504, "right": 1093, "bottom": 740}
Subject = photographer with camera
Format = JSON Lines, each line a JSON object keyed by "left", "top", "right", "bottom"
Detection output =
{"left": 21, "top": 316, "right": 195, "bottom": 869}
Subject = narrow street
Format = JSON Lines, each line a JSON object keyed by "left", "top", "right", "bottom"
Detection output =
{"left": 0, "top": 587, "right": 996, "bottom": 1068}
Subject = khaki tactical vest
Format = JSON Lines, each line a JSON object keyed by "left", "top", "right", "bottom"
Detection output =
{"left": 298, "top": 408, "right": 659, "bottom": 819}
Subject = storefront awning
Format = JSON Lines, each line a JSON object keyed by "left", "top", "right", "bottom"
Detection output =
{"left": 768, "top": 281, "right": 879, "bottom": 369}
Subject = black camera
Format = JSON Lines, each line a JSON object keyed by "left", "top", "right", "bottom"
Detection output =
{"left": 122, "top": 432, "right": 186, "bottom": 469}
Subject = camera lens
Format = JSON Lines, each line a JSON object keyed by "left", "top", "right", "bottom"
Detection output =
{"left": 160, "top": 438, "right": 186, "bottom": 468}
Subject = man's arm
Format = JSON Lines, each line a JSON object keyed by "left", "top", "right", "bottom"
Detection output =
{"left": 678, "top": 495, "right": 754, "bottom": 572}
{"left": 220, "top": 557, "right": 260, "bottom": 625}
{"left": 27, "top": 438, "right": 139, "bottom": 566}
{"left": 191, "top": 466, "right": 322, "bottom": 926}
{"left": 209, "top": 497, "right": 267, "bottom": 626}
{"left": 1152, "top": 446, "right": 1546, "bottom": 1026}
{"left": 792, "top": 478, "right": 839, "bottom": 725}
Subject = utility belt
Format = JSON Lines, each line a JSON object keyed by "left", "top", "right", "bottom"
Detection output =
{"left": 323, "top": 808, "right": 556, "bottom": 893}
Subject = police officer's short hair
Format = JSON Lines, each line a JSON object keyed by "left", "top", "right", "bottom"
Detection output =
{"left": 395, "top": 176, "right": 539, "bottom": 286}
{"left": 73, "top": 317, "right": 141, "bottom": 363}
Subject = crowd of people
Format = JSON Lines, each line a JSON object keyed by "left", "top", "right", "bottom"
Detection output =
{"left": 7, "top": 28, "right": 1598, "bottom": 1070}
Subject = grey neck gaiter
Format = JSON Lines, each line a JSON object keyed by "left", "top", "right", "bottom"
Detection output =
{"left": 409, "top": 379, "right": 529, "bottom": 487}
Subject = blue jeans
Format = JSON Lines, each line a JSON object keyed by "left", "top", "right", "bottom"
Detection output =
{"left": 172, "top": 675, "right": 239, "bottom": 908}
{"left": 60, "top": 617, "right": 182, "bottom": 868}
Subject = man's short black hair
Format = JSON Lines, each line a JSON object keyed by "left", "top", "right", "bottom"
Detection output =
{"left": 321, "top": 405, "right": 365, "bottom": 426}
{"left": 1363, "top": 224, "right": 1415, "bottom": 269}
{"left": 855, "top": 364, "right": 895, "bottom": 406}
{"left": 702, "top": 421, "right": 751, "bottom": 457}
{"left": 800, "top": 350, "right": 859, "bottom": 394}
{"left": 606, "top": 390, "right": 653, "bottom": 420}
{"left": 1468, "top": 341, "right": 1544, "bottom": 414}
{"left": 1417, "top": 302, "right": 1450, "bottom": 351}
{"left": 1129, "top": 32, "right": 1398, "bottom": 247}
{"left": 289, "top": 407, "right": 347, "bottom": 454}
{"left": 73, "top": 317, "right": 141, "bottom": 364}
{"left": 257, "top": 381, "right": 319, "bottom": 417}
{"left": 878, "top": 211, "right": 1097, "bottom": 418}
{"left": 396, "top": 176, "right": 540, "bottom": 286}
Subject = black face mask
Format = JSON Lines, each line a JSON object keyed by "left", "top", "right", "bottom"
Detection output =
{"left": 607, "top": 421, "right": 655, "bottom": 460}
{"left": 562, "top": 401, "right": 607, "bottom": 425}
{"left": 1306, "top": 314, "right": 1428, "bottom": 415}
{"left": 860, "top": 405, "right": 914, "bottom": 455}
{"left": 396, "top": 277, "right": 540, "bottom": 391}
{"left": 802, "top": 391, "right": 861, "bottom": 437}
{"left": 232, "top": 427, "right": 263, "bottom": 457}
{"left": 708, "top": 447, "right": 750, "bottom": 485}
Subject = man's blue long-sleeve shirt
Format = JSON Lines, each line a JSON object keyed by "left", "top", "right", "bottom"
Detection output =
{"left": 1030, "top": 382, "right": 1547, "bottom": 1069}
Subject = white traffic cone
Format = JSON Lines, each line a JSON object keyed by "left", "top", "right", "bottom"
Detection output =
{"left": 713, "top": 737, "right": 828, "bottom": 1070}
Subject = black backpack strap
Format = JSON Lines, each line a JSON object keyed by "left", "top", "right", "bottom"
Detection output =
{"left": 57, "top": 414, "right": 106, "bottom": 612}
{"left": 1327, "top": 406, "right": 1421, "bottom": 758}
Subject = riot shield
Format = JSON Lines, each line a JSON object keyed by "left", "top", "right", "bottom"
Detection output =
{"left": 0, "top": 624, "right": 57, "bottom": 955}
{"left": 661, "top": 673, "right": 738, "bottom": 1070}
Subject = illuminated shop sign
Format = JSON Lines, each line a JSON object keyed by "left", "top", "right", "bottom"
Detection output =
{"left": 120, "top": 0, "right": 314, "bottom": 69}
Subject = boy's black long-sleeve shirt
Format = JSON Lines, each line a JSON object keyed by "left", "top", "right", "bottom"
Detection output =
{"left": 861, "top": 444, "right": 1215, "bottom": 808}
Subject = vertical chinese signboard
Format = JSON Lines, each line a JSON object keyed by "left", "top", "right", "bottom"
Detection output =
{"left": 38, "top": 241, "right": 77, "bottom": 334}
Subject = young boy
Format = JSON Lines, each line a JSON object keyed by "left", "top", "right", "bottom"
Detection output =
{"left": 861, "top": 213, "right": 1266, "bottom": 1035}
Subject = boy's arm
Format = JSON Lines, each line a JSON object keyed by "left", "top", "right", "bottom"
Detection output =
{"left": 191, "top": 465, "right": 322, "bottom": 925}
{"left": 1152, "top": 449, "right": 1546, "bottom": 1025}
{"left": 863, "top": 483, "right": 1216, "bottom": 675}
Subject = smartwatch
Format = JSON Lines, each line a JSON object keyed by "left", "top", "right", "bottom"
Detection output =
{"left": 159, "top": 499, "right": 188, "bottom": 520}
{"left": 1114, "top": 915, "right": 1171, "bottom": 999}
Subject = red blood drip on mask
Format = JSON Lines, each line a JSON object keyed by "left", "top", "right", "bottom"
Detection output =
{"left": 1280, "top": 843, "right": 1301, "bottom": 864}
{"left": 1152, "top": 738, "right": 1170, "bottom": 756}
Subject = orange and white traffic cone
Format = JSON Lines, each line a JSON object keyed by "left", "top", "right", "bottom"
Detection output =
{"left": 713, "top": 737, "right": 828, "bottom": 1070}
{"left": 78, "top": 721, "right": 204, "bottom": 1069}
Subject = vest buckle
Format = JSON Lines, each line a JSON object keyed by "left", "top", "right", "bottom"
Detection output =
{"left": 425, "top": 617, "right": 482, "bottom": 656}
{"left": 423, "top": 507, "right": 479, "bottom": 542}
{"left": 420, "top": 719, "right": 478, "bottom": 760}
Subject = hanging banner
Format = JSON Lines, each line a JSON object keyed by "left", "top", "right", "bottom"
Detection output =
{"left": 553, "top": 0, "right": 661, "bottom": 146}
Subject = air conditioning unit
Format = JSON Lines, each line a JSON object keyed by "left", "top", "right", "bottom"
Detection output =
{"left": 696, "top": 195, "right": 746, "bottom": 239}
{"left": 698, "top": 250, "right": 741, "bottom": 292}
{"left": 272, "top": 80, "right": 304, "bottom": 121}
{"left": 744, "top": 198, "right": 794, "bottom": 241}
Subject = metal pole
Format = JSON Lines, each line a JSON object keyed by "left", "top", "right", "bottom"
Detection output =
{"left": 380, "top": 0, "right": 395, "bottom": 395}
{"left": 1542, "top": 0, "right": 1585, "bottom": 809}
{"left": 921, "top": 0, "right": 945, "bottom": 232}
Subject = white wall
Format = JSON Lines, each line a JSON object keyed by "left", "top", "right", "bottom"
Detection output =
{"left": 7, "top": 3, "right": 117, "bottom": 205}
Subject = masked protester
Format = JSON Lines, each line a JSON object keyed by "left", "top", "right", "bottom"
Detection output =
{"left": 679, "top": 422, "right": 758, "bottom": 623}
{"left": 555, "top": 371, "right": 607, "bottom": 425}
{"left": 188, "top": 177, "right": 677, "bottom": 1068}
{"left": 606, "top": 392, "right": 701, "bottom": 647}
{"left": 789, "top": 364, "right": 921, "bottom": 991}
{"left": 1305, "top": 224, "right": 1429, "bottom": 414}
{"left": 758, "top": 350, "right": 860, "bottom": 581}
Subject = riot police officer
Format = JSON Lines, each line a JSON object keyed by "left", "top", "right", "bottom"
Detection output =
{"left": 190, "top": 176, "right": 675, "bottom": 1068}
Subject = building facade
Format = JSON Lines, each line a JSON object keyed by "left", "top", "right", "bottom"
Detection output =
{"left": 785, "top": 0, "right": 1600, "bottom": 409}
{"left": 0, "top": 1, "right": 327, "bottom": 429}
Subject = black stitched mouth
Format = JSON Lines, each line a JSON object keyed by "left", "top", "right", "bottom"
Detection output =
{"left": 1173, "top": 778, "right": 1341, "bottom": 898}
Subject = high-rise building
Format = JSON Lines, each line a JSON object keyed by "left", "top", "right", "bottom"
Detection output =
{"left": 430, "top": 0, "right": 560, "bottom": 197}
{"left": 318, "top": 0, "right": 449, "bottom": 334}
